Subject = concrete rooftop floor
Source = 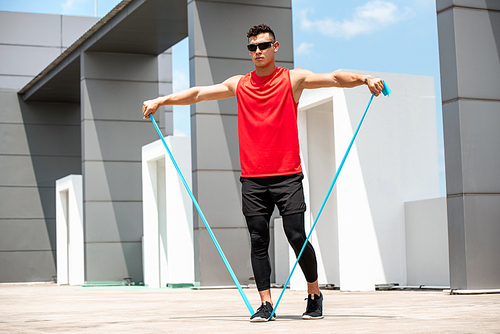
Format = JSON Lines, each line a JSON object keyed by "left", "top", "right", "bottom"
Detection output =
{"left": 1, "top": 284, "right": 500, "bottom": 333}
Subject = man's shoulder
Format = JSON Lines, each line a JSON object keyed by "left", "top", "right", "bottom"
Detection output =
{"left": 289, "top": 68, "right": 314, "bottom": 77}
{"left": 289, "top": 68, "right": 314, "bottom": 86}
{"left": 224, "top": 74, "right": 245, "bottom": 90}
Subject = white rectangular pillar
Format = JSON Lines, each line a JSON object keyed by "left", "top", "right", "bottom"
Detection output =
{"left": 56, "top": 175, "right": 84, "bottom": 286}
{"left": 142, "top": 136, "right": 194, "bottom": 288}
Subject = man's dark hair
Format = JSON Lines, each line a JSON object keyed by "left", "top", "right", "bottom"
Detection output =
{"left": 247, "top": 24, "right": 276, "bottom": 41}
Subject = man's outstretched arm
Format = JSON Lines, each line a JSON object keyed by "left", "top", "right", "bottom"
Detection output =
{"left": 142, "top": 75, "right": 242, "bottom": 119}
{"left": 290, "top": 68, "right": 385, "bottom": 102}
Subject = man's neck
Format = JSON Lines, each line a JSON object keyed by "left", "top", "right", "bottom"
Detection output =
{"left": 254, "top": 63, "right": 277, "bottom": 77}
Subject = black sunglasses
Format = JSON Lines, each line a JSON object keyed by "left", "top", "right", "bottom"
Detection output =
{"left": 247, "top": 41, "right": 276, "bottom": 52}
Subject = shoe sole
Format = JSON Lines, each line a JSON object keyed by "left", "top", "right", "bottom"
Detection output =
{"left": 250, "top": 316, "right": 276, "bottom": 322}
{"left": 302, "top": 315, "right": 324, "bottom": 320}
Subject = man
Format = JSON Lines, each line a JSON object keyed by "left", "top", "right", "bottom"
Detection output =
{"left": 143, "top": 24, "right": 385, "bottom": 322}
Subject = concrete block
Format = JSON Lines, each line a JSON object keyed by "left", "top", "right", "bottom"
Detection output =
{"left": 158, "top": 82, "right": 173, "bottom": 97}
{"left": 62, "top": 15, "right": 100, "bottom": 48}
{"left": 158, "top": 50, "right": 173, "bottom": 83}
{"left": 0, "top": 155, "right": 80, "bottom": 187}
{"left": 189, "top": 57, "right": 253, "bottom": 88}
{"left": 0, "top": 89, "right": 23, "bottom": 123}
{"left": 0, "top": 123, "right": 80, "bottom": 156}
{"left": 458, "top": 100, "right": 500, "bottom": 193}
{"left": 18, "top": 97, "right": 80, "bottom": 125}
{"left": 0, "top": 45, "right": 61, "bottom": 77}
{"left": 0, "top": 11, "right": 61, "bottom": 46}
{"left": 448, "top": 194, "right": 500, "bottom": 290}
{"left": 0, "top": 45, "right": 61, "bottom": 76}
{"left": 447, "top": 195, "right": 467, "bottom": 289}
{"left": 192, "top": 170, "right": 244, "bottom": 229}
{"left": 437, "top": 0, "right": 500, "bottom": 12}
{"left": 0, "top": 219, "right": 55, "bottom": 251}
{"left": 436, "top": 0, "right": 453, "bottom": 11}
{"left": 82, "top": 119, "right": 157, "bottom": 162}
{"left": 83, "top": 161, "right": 142, "bottom": 202}
{"left": 164, "top": 110, "right": 173, "bottom": 136}
{"left": 442, "top": 100, "right": 463, "bottom": 195}
{"left": 83, "top": 52, "right": 158, "bottom": 82}
{"left": 0, "top": 75, "right": 32, "bottom": 90}
{"left": 191, "top": 113, "right": 239, "bottom": 171}
{"left": 195, "top": 0, "right": 291, "bottom": 7}
{"left": 197, "top": 227, "right": 252, "bottom": 286}
{"left": 444, "top": 100, "right": 500, "bottom": 194}
{"left": 85, "top": 202, "right": 143, "bottom": 242}
{"left": 0, "top": 251, "right": 56, "bottom": 283}
{"left": 82, "top": 80, "right": 159, "bottom": 121}
{"left": 463, "top": 195, "right": 500, "bottom": 289}
{"left": 437, "top": 9, "right": 459, "bottom": 102}
{"left": 85, "top": 242, "right": 143, "bottom": 282}
{"left": 0, "top": 187, "right": 55, "bottom": 219}
{"left": 0, "top": 123, "right": 32, "bottom": 155}
{"left": 453, "top": 8, "right": 500, "bottom": 100}
{"left": 190, "top": 1, "right": 293, "bottom": 61}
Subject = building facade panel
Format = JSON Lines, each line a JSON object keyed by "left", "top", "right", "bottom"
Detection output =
{"left": 438, "top": 0, "right": 500, "bottom": 289}
{"left": 85, "top": 242, "right": 143, "bottom": 282}
{"left": 192, "top": 170, "right": 244, "bottom": 229}
{"left": 85, "top": 202, "right": 143, "bottom": 243}
{"left": 0, "top": 251, "right": 56, "bottom": 283}
{"left": 0, "top": 11, "right": 61, "bottom": 46}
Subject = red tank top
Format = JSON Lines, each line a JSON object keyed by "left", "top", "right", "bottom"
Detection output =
{"left": 237, "top": 67, "right": 302, "bottom": 177}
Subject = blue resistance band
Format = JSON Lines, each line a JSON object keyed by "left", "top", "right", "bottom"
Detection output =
{"left": 269, "top": 82, "right": 391, "bottom": 320}
{"left": 149, "top": 116, "right": 254, "bottom": 316}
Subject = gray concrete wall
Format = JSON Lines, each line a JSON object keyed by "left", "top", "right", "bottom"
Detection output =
{"left": 0, "top": 90, "right": 81, "bottom": 282}
{"left": 0, "top": 11, "right": 99, "bottom": 90}
{"left": 437, "top": 0, "right": 500, "bottom": 289}
{"left": 188, "top": 0, "right": 294, "bottom": 286}
{"left": 81, "top": 52, "right": 162, "bottom": 282}
{"left": 0, "top": 11, "right": 98, "bottom": 282}
{"left": 158, "top": 48, "right": 174, "bottom": 136}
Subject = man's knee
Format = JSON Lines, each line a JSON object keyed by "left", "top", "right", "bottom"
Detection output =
{"left": 246, "top": 215, "right": 271, "bottom": 247}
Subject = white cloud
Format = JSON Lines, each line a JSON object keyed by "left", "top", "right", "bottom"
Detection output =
{"left": 295, "top": 42, "right": 314, "bottom": 55}
{"left": 62, "top": 0, "right": 88, "bottom": 15}
{"left": 173, "top": 70, "right": 190, "bottom": 91}
{"left": 174, "top": 128, "right": 190, "bottom": 137}
{"left": 300, "top": 1, "right": 413, "bottom": 39}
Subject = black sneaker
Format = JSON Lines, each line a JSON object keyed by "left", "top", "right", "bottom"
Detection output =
{"left": 250, "top": 302, "right": 276, "bottom": 322}
{"left": 302, "top": 293, "right": 324, "bottom": 319}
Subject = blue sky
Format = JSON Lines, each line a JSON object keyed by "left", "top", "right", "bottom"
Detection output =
{"left": 0, "top": 0, "right": 444, "bottom": 194}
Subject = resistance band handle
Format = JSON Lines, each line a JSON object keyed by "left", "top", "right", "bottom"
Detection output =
{"left": 382, "top": 80, "right": 391, "bottom": 96}
{"left": 148, "top": 115, "right": 254, "bottom": 315}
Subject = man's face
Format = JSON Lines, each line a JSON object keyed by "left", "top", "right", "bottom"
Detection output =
{"left": 248, "top": 32, "right": 279, "bottom": 67}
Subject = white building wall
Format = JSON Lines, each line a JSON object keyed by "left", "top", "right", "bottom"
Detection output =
{"left": 284, "top": 71, "right": 441, "bottom": 291}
